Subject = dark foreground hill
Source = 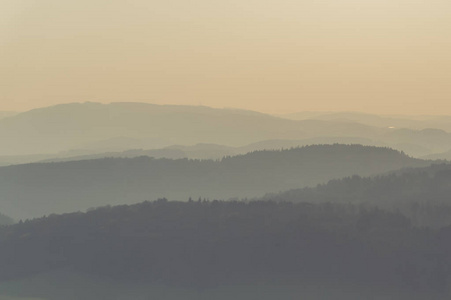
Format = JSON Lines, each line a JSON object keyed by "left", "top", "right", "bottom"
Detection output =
{"left": 0, "top": 145, "right": 430, "bottom": 220}
{"left": 0, "top": 200, "right": 448, "bottom": 299}
{"left": 262, "top": 163, "right": 451, "bottom": 228}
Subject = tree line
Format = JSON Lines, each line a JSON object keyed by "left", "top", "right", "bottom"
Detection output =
{"left": 0, "top": 199, "right": 450, "bottom": 295}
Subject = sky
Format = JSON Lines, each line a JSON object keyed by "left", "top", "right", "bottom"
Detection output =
{"left": 0, "top": 0, "right": 450, "bottom": 114}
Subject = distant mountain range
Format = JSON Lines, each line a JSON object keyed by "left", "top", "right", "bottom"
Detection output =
{"left": 0, "top": 111, "right": 17, "bottom": 120}
{"left": 0, "top": 102, "right": 324, "bottom": 156}
{"left": 2, "top": 102, "right": 451, "bottom": 159}
{"left": 0, "top": 144, "right": 430, "bottom": 220}
{"left": 280, "top": 111, "right": 451, "bottom": 132}
{"left": 422, "top": 149, "right": 451, "bottom": 161}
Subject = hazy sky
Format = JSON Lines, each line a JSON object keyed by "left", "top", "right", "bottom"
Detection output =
{"left": 1, "top": 0, "right": 450, "bottom": 114}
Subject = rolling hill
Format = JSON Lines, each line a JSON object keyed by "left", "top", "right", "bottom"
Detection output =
{"left": 0, "top": 200, "right": 447, "bottom": 299}
{"left": 0, "top": 102, "right": 383, "bottom": 156}
{"left": 0, "top": 138, "right": 378, "bottom": 167}
{"left": 422, "top": 149, "right": 451, "bottom": 161}
{"left": 0, "top": 112, "right": 17, "bottom": 120}
{"left": 262, "top": 163, "right": 451, "bottom": 227}
{"left": 0, "top": 144, "right": 430, "bottom": 220}
{"left": 4, "top": 102, "right": 451, "bottom": 158}
{"left": 280, "top": 111, "right": 451, "bottom": 132}
{"left": 1, "top": 102, "right": 451, "bottom": 160}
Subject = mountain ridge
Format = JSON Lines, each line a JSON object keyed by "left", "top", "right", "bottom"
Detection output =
{"left": 0, "top": 144, "right": 430, "bottom": 220}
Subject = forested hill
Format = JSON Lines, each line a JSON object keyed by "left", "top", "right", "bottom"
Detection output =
{"left": 261, "top": 163, "right": 451, "bottom": 227}
{"left": 0, "top": 200, "right": 449, "bottom": 299}
{"left": 0, "top": 144, "right": 430, "bottom": 220}
{"left": 263, "top": 163, "right": 451, "bottom": 205}
{"left": 0, "top": 213, "right": 13, "bottom": 226}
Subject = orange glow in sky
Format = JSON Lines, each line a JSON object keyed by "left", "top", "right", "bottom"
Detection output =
{"left": 1, "top": 0, "right": 450, "bottom": 114}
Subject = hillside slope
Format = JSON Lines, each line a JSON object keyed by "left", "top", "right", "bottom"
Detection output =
{"left": 262, "top": 163, "right": 451, "bottom": 227}
{"left": 0, "top": 145, "right": 429, "bottom": 220}
{"left": 0, "top": 200, "right": 447, "bottom": 299}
